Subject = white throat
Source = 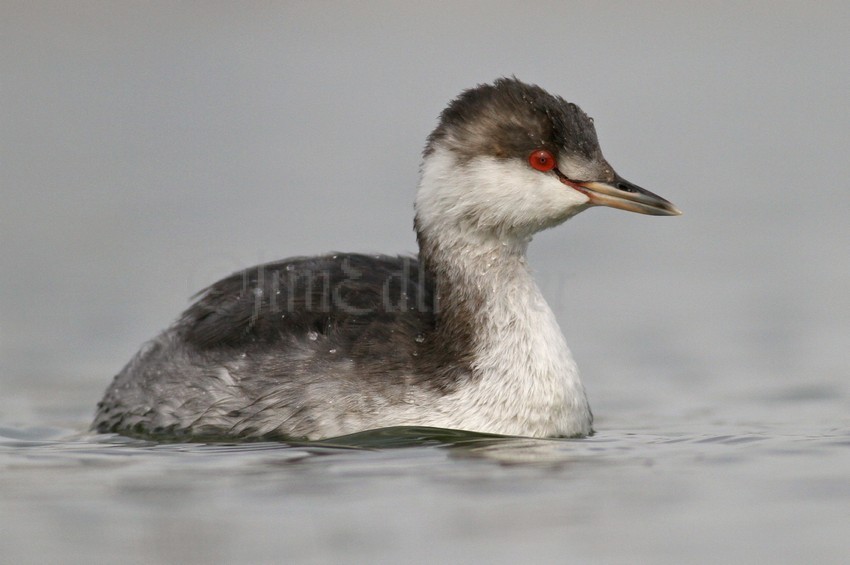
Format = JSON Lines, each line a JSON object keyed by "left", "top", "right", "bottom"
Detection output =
{"left": 414, "top": 148, "right": 593, "bottom": 437}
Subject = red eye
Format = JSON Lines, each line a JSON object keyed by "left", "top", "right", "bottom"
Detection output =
{"left": 528, "top": 149, "right": 556, "bottom": 172}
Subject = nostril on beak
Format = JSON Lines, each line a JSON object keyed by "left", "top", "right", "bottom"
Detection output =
{"left": 616, "top": 182, "right": 638, "bottom": 194}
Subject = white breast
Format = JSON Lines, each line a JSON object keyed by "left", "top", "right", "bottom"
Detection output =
{"left": 437, "top": 257, "right": 592, "bottom": 437}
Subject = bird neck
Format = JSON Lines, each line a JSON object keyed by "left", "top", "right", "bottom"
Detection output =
{"left": 413, "top": 146, "right": 542, "bottom": 347}
{"left": 412, "top": 156, "right": 591, "bottom": 436}
{"left": 415, "top": 219, "right": 590, "bottom": 436}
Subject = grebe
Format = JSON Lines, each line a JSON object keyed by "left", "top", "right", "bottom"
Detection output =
{"left": 93, "top": 78, "right": 680, "bottom": 441}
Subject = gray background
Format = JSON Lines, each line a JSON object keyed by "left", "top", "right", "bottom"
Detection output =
{"left": 2, "top": 3, "right": 849, "bottom": 563}
{"left": 3, "top": 1, "right": 847, "bottom": 407}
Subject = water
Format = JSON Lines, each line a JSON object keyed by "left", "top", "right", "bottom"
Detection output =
{"left": 3, "top": 3, "right": 850, "bottom": 563}
{"left": 2, "top": 373, "right": 848, "bottom": 564}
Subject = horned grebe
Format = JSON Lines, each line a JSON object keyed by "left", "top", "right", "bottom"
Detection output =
{"left": 93, "top": 78, "right": 680, "bottom": 441}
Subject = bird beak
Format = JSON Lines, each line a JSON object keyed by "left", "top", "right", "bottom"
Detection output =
{"left": 572, "top": 175, "right": 682, "bottom": 216}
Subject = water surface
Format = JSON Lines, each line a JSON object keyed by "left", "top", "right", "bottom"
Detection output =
{"left": 2, "top": 381, "right": 848, "bottom": 564}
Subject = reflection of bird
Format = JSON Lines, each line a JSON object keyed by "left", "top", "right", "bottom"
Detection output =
{"left": 93, "top": 78, "right": 680, "bottom": 441}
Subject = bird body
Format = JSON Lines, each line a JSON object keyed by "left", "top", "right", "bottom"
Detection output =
{"left": 94, "top": 78, "right": 679, "bottom": 441}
